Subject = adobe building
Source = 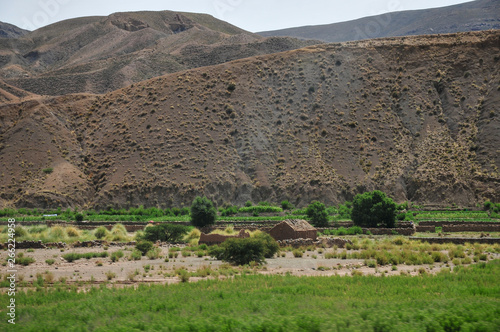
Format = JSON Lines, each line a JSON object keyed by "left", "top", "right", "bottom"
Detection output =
{"left": 269, "top": 219, "right": 317, "bottom": 241}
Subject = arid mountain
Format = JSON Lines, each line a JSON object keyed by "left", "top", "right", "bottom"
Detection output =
{"left": 0, "top": 22, "right": 29, "bottom": 39}
{"left": 0, "top": 30, "right": 499, "bottom": 209}
{"left": 259, "top": 0, "right": 500, "bottom": 42}
{"left": 0, "top": 11, "right": 318, "bottom": 96}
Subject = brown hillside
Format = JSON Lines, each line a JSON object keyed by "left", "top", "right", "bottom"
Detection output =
{"left": 0, "top": 30, "right": 499, "bottom": 209}
{"left": 0, "top": 11, "right": 318, "bottom": 96}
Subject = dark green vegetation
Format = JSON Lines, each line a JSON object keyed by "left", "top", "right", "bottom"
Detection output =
{"left": 2, "top": 261, "right": 499, "bottom": 331}
{"left": 209, "top": 233, "right": 279, "bottom": 265}
{"left": 305, "top": 201, "right": 329, "bottom": 227}
{"left": 352, "top": 190, "right": 397, "bottom": 228}
{"left": 190, "top": 196, "right": 217, "bottom": 227}
{"left": 62, "top": 252, "right": 108, "bottom": 262}
{"left": 135, "top": 241, "right": 154, "bottom": 256}
{"left": 143, "top": 223, "right": 190, "bottom": 243}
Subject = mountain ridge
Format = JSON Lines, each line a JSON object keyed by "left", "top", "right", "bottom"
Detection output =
{"left": 259, "top": 0, "right": 500, "bottom": 42}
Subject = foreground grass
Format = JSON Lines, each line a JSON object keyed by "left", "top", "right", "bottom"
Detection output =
{"left": 2, "top": 261, "right": 499, "bottom": 331}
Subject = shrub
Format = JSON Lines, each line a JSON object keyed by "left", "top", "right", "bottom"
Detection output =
{"left": 107, "top": 224, "right": 128, "bottom": 242}
{"left": 281, "top": 200, "right": 294, "bottom": 210}
{"left": 220, "top": 205, "right": 238, "bottom": 216}
{"left": 146, "top": 248, "right": 161, "bottom": 260}
{"left": 292, "top": 249, "right": 303, "bottom": 258}
{"left": 218, "top": 237, "right": 266, "bottom": 265}
{"left": 352, "top": 191, "right": 397, "bottom": 228}
{"left": 45, "top": 259, "right": 55, "bottom": 265}
{"left": 94, "top": 226, "right": 108, "bottom": 239}
{"left": 190, "top": 196, "right": 217, "bottom": 227}
{"left": 245, "top": 201, "right": 253, "bottom": 207}
{"left": 110, "top": 250, "right": 124, "bottom": 262}
{"left": 136, "top": 241, "right": 154, "bottom": 256}
{"left": 75, "top": 213, "right": 84, "bottom": 222}
{"left": 66, "top": 227, "right": 80, "bottom": 237}
{"left": 305, "top": 201, "right": 329, "bottom": 227}
{"left": 130, "top": 249, "right": 142, "bottom": 261}
{"left": 144, "top": 224, "right": 189, "bottom": 243}
{"left": 251, "top": 232, "right": 279, "bottom": 258}
{"left": 17, "top": 256, "right": 35, "bottom": 266}
{"left": 42, "top": 168, "right": 53, "bottom": 174}
{"left": 14, "top": 226, "right": 28, "bottom": 238}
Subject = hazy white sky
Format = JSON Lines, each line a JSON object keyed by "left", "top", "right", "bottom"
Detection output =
{"left": 0, "top": 0, "right": 475, "bottom": 32}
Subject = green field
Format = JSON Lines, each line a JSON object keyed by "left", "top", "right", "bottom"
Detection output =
{"left": 2, "top": 260, "right": 499, "bottom": 331}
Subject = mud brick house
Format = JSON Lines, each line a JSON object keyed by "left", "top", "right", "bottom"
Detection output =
{"left": 199, "top": 229, "right": 250, "bottom": 245}
{"left": 269, "top": 220, "right": 317, "bottom": 241}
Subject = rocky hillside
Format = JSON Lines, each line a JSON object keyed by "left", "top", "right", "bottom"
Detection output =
{"left": 0, "top": 11, "right": 318, "bottom": 97}
{"left": 0, "top": 22, "right": 29, "bottom": 39}
{"left": 259, "top": 0, "right": 500, "bottom": 42}
{"left": 0, "top": 30, "right": 499, "bottom": 209}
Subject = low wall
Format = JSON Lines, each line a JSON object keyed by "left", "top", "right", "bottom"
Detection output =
{"left": 409, "top": 237, "right": 500, "bottom": 245}
{"left": 418, "top": 221, "right": 499, "bottom": 227}
{"left": 442, "top": 224, "right": 500, "bottom": 232}
{"left": 363, "top": 228, "right": 415, "bottom": 236}
{"left": 416, "top": 226, "right": 436, "bottom": 232}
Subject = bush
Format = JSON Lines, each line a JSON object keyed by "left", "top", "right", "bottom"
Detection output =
{"left": 143, "top": 224, "right": 189, "bottom": 243}
{"left": 66, "top": 227, "right": 80, "bottom": 237}
{"left": 94, "top": 226, "right": 108, "bottom": 239}
{"left": 136, "top": 240, "right": 154, "bottom": 256}
{"left": 252, "top": 232, "right": 279, "bottom": 258}
{"left": 190, "top": 196, "right": 217, "bottom": 227}
{"left": 220, "top": 206, "right": 238, "bottom": 216}
{"left": 352, "top": 191, "right": 397, "bottom": 228}
{"left": 110, "top": 250, "right": 124, "bottom": 262}
{"left": 245, "top": 201, "right": 253, "bottom": 207}
{"left": 213, "top": 237, "right": 266, "bottom": 265}
{"left": 281, "top": 200, "right": 294, "bottom": 210}
{"left": 130, "top": 249, "right": 142, "bottom": 260}
{"left": 75, "top": 213, "right": 84, "bottom": 222}
{"left": 146, "top": 248, "right": 161, "bottom": 260}
{"left": 305, "top": 201, "right": 329, "bottom": 227}
{"left": 210, "top": 234, "right": 279, "bottom": 266}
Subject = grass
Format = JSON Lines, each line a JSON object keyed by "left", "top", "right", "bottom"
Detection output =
{"left": 62, "top": 252, "right": 108, "bottom": 262}
{"left": 2, "top": 261, "right": 499, "bottom": 331}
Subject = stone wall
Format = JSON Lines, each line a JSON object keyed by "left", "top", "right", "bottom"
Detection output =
{"left": 409, "top": 237, "right": 500, "bottom": 245}
{"left": 442, "top": 224, "right": 500, "bottom": 232}
{"left": 416, "top": 226, "right": 436, "bottom": 232}
{"left": 362, "top": 228, "right": 415, "bottom": 236}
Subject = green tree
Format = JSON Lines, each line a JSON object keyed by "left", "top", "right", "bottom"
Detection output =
{"left": 351, "top": 190, "right": 397, "bottom": 228}
{"left": 144, "top": 224, "right": 189, "bottom": 243}
{"left": 190, "top": 196, "right": 217, "bottom": 227}
{"left": 305, "top": 201, "right": 329, "bottom": 227}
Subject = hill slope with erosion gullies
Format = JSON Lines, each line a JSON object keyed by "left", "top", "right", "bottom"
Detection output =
{"left": 259, "top": 0, "right": 500, "bottom": 42}
{"left": 0, "top": 11, "right": 318, "bottom": 96}
{"left": 0, "top": 30, "right": 499, "bottom": 209}
{"left": 0, "top": 22, "right": 29, "bottom": 39}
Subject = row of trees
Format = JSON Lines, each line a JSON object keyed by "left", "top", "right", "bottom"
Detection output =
{"left": 190, "top": 190, "right": 398, "bottom": 228}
